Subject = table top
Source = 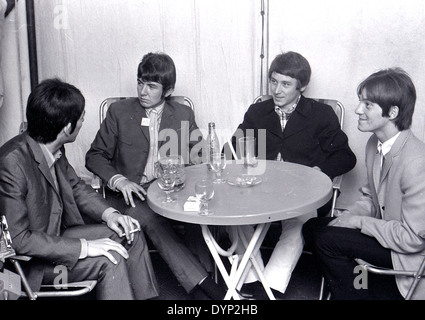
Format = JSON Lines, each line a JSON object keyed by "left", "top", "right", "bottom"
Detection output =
{"left": 147, "top": 160, "right": 332, "bottom": 225}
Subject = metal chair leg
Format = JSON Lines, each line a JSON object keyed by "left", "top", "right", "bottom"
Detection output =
{"left": 10, "top": 258, "right": 37, "bottom": 300}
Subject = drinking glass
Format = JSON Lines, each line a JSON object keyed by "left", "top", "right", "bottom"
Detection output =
{"left": 195, "top": 179, "right": 215, "bottom": 215}
{"left": 156, "top": 155, "right": 186, "bottom": 192}
{"left": 157, "top": 169, "right": 176, "bottom": 203}
{"left": 238, "top": 136, "right": 258, "bottom": 168}
{"left": 210, "top": 152, "right": 227, "bottom": 183}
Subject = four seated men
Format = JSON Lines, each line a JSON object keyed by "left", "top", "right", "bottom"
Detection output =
{"left": 1, "top": 51, "right": 424, "bottom": 300}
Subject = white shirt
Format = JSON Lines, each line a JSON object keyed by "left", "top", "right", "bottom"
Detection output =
{"left": 379, "top": 132, "right": 401, "bottom": 157}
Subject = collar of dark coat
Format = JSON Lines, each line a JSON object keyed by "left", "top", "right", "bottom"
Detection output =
{"left": 25, "top": 133, "right": 64, "bottom": 193}
{"left": 261, "top": 95, "right": 312, "bottom": 138}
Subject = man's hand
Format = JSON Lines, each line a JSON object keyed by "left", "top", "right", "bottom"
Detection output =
{"left": 327, "top": 212, "right": 362, "bottom": 229}
{"left": 116, "top": 179, "right": 147, "bottom": 207}
{"left": 86, "top": 238, "right": 129, "bottom": 264}
{"left": 104, "top": 211, "right": 141, "bottom": 244}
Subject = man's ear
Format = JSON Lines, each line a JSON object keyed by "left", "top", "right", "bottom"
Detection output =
{"left": 389, "top": 106, "right": 399, "bottom": 120}
{"left": 164, "top": 88, "right": 174, "bottom": 98}
{"left": 63, "top": 123, "right": 73, "bottom": 136}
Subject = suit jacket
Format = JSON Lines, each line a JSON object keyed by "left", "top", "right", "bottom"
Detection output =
{"left": 345, "top": 130, "right": 425, "bottom": 299}
{"left": 0, "top": 133, "right": 110, "bottom": 290}
{"left": 86, "top": 97, "right": 204, "bottom": 184}
{"left": 227, "top": 96, "right": 356, "bottom": 179}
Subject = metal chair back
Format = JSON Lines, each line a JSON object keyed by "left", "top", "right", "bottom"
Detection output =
{"left": 252, "top": 95, "right": 345, "bottom": 129}
{"left": 99, "top": 96, "right": 195, "bottom": 125}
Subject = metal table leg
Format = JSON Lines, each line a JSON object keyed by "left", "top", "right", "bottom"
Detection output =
{"left": 201, "top": 223, "right": 274, "bottom": 300}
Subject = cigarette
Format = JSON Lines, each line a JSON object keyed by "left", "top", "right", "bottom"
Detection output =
{"left": 129, "top": 228, "right": 140, "bottom": 234}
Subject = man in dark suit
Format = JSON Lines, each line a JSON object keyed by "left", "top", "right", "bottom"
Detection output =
{"left": 86, "top": 52, "right": 224, "bottom": 299}
{"left": 226, "top": 52, "right": 356, "bottom": 297}
{"left": 0, "top": 78, "right": 159, "bottom": 300}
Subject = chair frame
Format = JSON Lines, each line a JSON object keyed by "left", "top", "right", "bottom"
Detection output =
{"left": 99, "top": 96, "right": 194, "bottom": 127}
{"left": 355, "top": 258, "right": 425, "bottom": 300}
{"left": 1, "top": 215, "right": 97, "bottom": 300}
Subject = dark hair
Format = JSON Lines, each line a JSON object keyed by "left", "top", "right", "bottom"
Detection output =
{"left": 268, "top": 51, "right": 311, "bottom": 89}
{"left": 357, "top": 68, "right": 416, "bottom": 131}
{"left": 137, "top": 52, "right": 176, "bottom": 97}
{"left": 26, "top": 78, "right": 85, "bottom": 143}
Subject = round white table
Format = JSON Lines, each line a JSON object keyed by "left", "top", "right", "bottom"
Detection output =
{"left": 147, "top": 160, "right": 332, "bottom": 299}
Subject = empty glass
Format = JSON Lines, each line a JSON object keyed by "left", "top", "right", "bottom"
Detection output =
{"left": 195, "top": 179, "right": 215, "bottom": 215}
{"left": 238, "top": 136, "right": 258, "bottom": 168}
{"left": 210, "top": 152, "right": 227, "bottom": 183}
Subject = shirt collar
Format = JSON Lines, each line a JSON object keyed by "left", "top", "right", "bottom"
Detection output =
{"left": 39, "top": 143, "right": 62, "bottom": 169}
{"left": 275, "top": 95, "right": 301, "bottom": 114}
{"left": 378, "top": 132, "right": 401, "bottom": 156}
{"left": 145, "top": 101, "right": 165, "bottom": 116}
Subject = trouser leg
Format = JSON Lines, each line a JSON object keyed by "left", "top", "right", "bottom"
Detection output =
{"left": 124, "top": 226, "right": 160, "bottom": 299}
{"left": 262, "top": 212, "right": 315, "bottom": 293}
{"left": 41, "top": 225, "right": 132, "bottom": 300}
{"left": 302, "top": 217, "right": 403, "bottom": 300}
{"left": 104, "top": 189, "right": 208, "bottom": 293}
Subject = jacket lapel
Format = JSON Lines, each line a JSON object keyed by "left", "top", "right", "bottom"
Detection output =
{"left": 282, "top": 96, "right": 310, "bottom": 140}
{"left": 54, "top": 158, "right": 85, "bottom": 229}
{"left": 26, "top": 134, "right": 63, "bottom": 235}
{"left": 134, "top": 101, "right": 150, "bottom": 142}
{"left": 259, "top": 100, "right": 283, "bottom": 138}
{"left": 158, "top": 102, "right": 175, "bottom": 149}
{"left": 26, "top": 134, "right": 60, "bottom": 195}
{"left": 379, "top": 130, "right": 410, "bottom": 184}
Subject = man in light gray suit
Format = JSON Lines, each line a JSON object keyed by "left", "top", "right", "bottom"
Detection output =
{"left": 303, "top": 68, "right": 425, "bottom": 300}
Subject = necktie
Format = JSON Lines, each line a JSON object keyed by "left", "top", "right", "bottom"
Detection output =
{"left": 375, "top": 142, "right": 386, "bottom": 218}
{"left": 377, "top": 142, "right": 384, "bottom": 177}
{"left": 143, "top": 109, "right": 159, "bottom": 182}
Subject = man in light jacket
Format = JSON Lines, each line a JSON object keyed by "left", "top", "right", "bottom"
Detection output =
{"left": 303, "top": 68, "right": 425, "bottom": 300}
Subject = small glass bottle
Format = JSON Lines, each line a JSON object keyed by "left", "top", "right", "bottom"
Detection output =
{"left": 206, "top": 122, "right": 220, "bottom": 170}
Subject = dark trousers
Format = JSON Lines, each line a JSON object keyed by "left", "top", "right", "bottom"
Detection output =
{"left": 317, "top": 198, "right": 333, "bottom": 218}
{"left": 42, "top": 224, "right": 159, "bottom": 300}
{"left": 302, "top": 217, "right": 404, "bottom": 300}
{"left": 104, "top": 188, "right": 211, "bottom": 293}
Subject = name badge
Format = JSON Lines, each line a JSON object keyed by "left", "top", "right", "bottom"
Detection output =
{"left": 141, "top": 118, "right": 150, "bottom": 126}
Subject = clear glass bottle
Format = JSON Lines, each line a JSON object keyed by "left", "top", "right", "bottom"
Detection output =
{"left": 206, "top": 122, "right": 220, "bottom": 170}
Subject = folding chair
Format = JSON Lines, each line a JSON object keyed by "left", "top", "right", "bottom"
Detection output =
{"left": 355, "top": 257, "right": 425, "bottom": 300}
{"left": 1, "top": 215, "right": 97, "bottom": 300}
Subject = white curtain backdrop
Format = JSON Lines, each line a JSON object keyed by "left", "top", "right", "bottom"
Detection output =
{"left": 267, "top": 0, "right": 425, "bottom": 206}
{"left": 2, "top": 0, "right": 425, "bottom": 207}
{"left": 34, "top": 0, "right": 265, "bottom": 180}
{"left": 0, "top": 0, "right": 31, "bottom": 145}
{"left": 0, "top": 0, "right": 7, "bottom": 109}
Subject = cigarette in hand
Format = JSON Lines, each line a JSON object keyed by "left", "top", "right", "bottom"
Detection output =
{"left": 129, "top": 227, "right": 141, "bottom": 234}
